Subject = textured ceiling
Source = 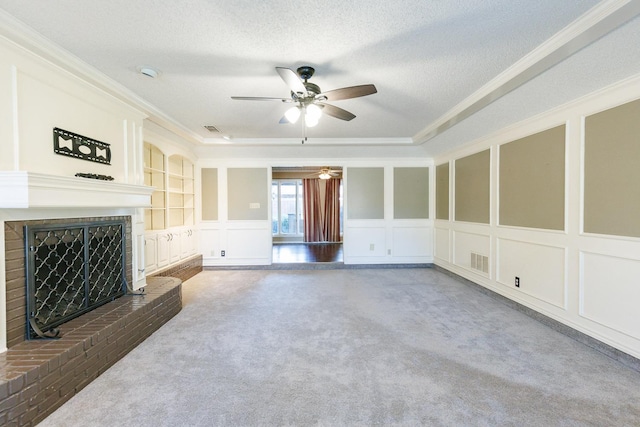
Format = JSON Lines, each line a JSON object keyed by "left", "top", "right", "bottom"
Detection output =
{"left": 1, "top": 0, "right": 638, "bottom": 153}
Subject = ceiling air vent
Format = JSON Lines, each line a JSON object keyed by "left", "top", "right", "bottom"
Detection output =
{"left": 203, "top": 125, "right": 220, "bottom": 133}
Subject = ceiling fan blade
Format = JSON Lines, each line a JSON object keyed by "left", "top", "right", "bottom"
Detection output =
{"left": 276, "top": 67, "right": 307, "bottom": 97}
{"left": 317, "top": 84, "right": 377, "bottom": 101}
{"left": 231, "top": 96, "right": 292, "bottom": 102}
{"left": 318, "top": 103, "right": 356, "bottom": 121}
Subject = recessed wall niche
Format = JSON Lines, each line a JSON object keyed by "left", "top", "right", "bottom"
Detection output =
{"left": 455, "top": 150, "right": 490, "bottom": 224}
{"left": 499, "top": 125, "right": 565, "bottom": 230}
{"left": 584, "top": 98, "right": 640, "bottom": 238}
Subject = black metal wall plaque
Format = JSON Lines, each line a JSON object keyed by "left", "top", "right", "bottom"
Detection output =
{"left": 53, "top": 127, "right": 111, "bottom": 165}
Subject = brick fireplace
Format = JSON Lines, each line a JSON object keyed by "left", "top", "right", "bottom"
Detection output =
{"left": 0, "top": 172, "right": 184, "bottom": 425}
{"left": 0, "top": 215, "right": 183, "bottom": 425}
{"left": 5, "top": 216, "right": 132, "bottom": 347}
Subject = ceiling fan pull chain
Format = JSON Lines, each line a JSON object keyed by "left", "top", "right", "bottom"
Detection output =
{"left": 302, "top": 117, "right": 306, "bottom": 144}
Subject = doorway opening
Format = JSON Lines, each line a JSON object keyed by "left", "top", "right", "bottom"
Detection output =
{"left": 272, "top": 166, "right": 343, "bottom": 264}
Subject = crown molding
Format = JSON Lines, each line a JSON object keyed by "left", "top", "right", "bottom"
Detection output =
{"left": 0, "top": 9, "right": 204, "bottom": 145}
{"left": 412, "top": 0, "right": 640, "bottom": 145}
{"left": 201, "top": 137, "right": 414, "bottom": 146}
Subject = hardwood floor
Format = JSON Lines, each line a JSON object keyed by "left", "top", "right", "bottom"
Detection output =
{"left": 272, "top": 243, "right": 343, "bottom": 263}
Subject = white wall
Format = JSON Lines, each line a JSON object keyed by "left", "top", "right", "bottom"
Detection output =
{"left": 343, "top": 164, "right": 433, "bottom": 264}
{"left": 196, "top": 152, "right": 434, "bottom": 266}
{"left": 434, "top": 72, "right": 640, "bottom": 360}
{"left": 0, "top": 34, "right": 149, "bottom": 351}
{"left": 197, "top": 160, "right": 272, "bottom": 266}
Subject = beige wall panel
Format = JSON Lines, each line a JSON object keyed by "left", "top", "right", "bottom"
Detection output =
{"left": 436, "top": 163, "right": 449, "bottom": 220}
{"left": 499, "top": 125, "right": 565, "bottom": 230}
{"left": 347, "top": 167, "right": 384, "bottom": 220}
{"left": 227, "top": 168, "right": 268, "bottom": 220}
{"left": 455, "top": 150, "right": 490, "bottom": 224}
{"left": 393, "top": 167, "right": 429, "bottom": 219}
{"left": 584, "top": 99, "right": 640, "bottom": 237}
{"left": 201, "top": 168, "right": 218, "bottom": 221}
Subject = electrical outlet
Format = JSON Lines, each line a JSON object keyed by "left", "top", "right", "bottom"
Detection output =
{"left": 221, "top": 250, "right": 226, "bottom": 257}
{"left": 515, "top": 276, "right": 520, "bottom": 287}
{"left": 369, "top": 243, "right": 375, "bottom": 251}
{"left": 387, "top": 249, "right": 391, "bottom": 255}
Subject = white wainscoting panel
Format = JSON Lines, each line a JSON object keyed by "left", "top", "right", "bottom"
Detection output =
{"left": 392, "top": 227, "right": 432, "bottom": 257}
{"left": 344, "top": 227, "right": 386, "bottom": 258}
{"left": 580, "top": 251, "right": 640, "bottom": 340}
{"left": 227, "top": 228, "right": 272, "bottom": 263}
{"left": 200, "top": 228, "right": 222, "bottom": 260}
{"left": 435, "top": 227, "right": 450, "bottom": 262}
{"left": 453, "top": 230, "right": 490, "bottom": 273}
{"left": 497, "top": 238, "right": 566, "bottom": 308}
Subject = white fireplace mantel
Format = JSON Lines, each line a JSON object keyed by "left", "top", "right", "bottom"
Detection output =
{"left": 0, "top": 171, "right": 153, "bottom": 208}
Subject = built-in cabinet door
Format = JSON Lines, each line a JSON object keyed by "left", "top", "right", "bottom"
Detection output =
{"left": 144, "top": 228, "right": 199, "bottom": 276}
{"left": 157, "top": 232, "right": 171, "bottom": 268}
{"left": 189, "top": 229, "right": 198, "bottom": 255}
{"left": 169, "top": 231, "right": 181, "bottom": 263}
{"left": 144, "top": 234, "right": 158, "bottom": 273}
{"left": 180, "top": 228, "right": 198, "bottom": 257}
{"left": 180, "top": 229, "right": 191, "bottom": 258}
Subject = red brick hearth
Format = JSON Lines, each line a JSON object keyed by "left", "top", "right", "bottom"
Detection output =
{"left": 0, "top": 277, "right": 182, "bottom": 425}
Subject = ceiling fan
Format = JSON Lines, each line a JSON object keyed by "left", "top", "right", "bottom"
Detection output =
{"left": 231, "top": 66, "right": 377, "bottom": 130}
{"left": 312, "top": 167, "right": 341, "bottom": 180}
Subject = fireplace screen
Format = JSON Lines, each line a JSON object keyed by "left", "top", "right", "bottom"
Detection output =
{"left": 25, "top": 220, "right": 127, "bottom": 339}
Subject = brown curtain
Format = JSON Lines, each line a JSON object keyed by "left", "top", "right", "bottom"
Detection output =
{"left": 323, "top": 178, "right": 341, "bottom": 242}
{"left": 303, "top": 179, "right": 323, "bottom": 242}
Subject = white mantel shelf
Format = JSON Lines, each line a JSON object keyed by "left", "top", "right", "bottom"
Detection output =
{"left": 0, "top": 171, "right": 153, "bottom": 208}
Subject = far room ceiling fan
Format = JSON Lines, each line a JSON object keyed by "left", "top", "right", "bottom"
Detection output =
{"left": 231, "top": 66, "right": 377, "bottom": 131}
{"left": 309, "top": 167, "right": 341, "bottom": 180}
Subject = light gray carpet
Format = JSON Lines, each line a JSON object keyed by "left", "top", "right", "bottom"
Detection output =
{"left": 39, "top": 269, "right": 640, "bottom": 426}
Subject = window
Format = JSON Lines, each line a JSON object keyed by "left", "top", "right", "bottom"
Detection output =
{"left": 272, "top": 180, "right": 303, "bottom": 235}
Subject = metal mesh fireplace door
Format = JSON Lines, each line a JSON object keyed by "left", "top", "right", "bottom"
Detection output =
{"left": 25, "top": 220, "right": 127, "bottom": 339}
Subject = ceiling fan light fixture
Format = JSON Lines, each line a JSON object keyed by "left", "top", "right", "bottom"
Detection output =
{"left": 306, "top": 104, "right": 322, "bottom": 120}
{"left": 231, "top": 66, "right": 376, "bottom": 132}
{"left": 319, "top": 171, "right": 332, "bottom": 180}
{"left": 305, "top": 115, "right": 319, "bottom": 127}
{"left": 285, "top": 106, "right": 301, "bottom": 123}
{"left": 305, "top": 104, "right": 322, "bottom": 127}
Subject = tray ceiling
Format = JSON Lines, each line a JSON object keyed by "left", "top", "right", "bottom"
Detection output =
{"left": 1, "top": 1, "right": 639, "bottom": 153}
